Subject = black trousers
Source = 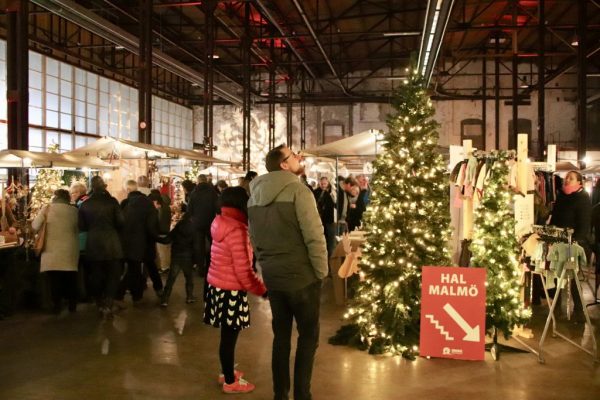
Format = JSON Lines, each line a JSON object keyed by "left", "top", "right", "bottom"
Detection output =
{"left": 144, "top": 255, "right": 164, "bottom": 293}
{"left": 46, "top": 271, "right": 78, "bottom": 309}
{"left": 194, "top": 230, "right": 212, "bottom": 276}
{"left": 269, "top": 281, "right": 322, "bottom": 400}
{"left": 117, "top": 260, "right": 144, "bottom": 301}
{"left": 87, "top": 260, "right": 122, "bottom": 309}
{"left": 219, "top": 325, "right": 240, "bottom": 384}
{"left": 162, "top": 256, "right": 194, "bottom": 302}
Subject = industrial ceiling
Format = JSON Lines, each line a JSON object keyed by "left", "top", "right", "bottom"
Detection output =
{"left": 0, "top": 0, "right": 599, "bottom": 106}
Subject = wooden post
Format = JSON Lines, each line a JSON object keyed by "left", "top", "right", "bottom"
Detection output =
{"left": 546, "top": 144, "right": 556, "bottom": 172}
{"left": 517, "top": 133, "right": 529, "bottom": 194}
{"left": 462, "top": 140, "right": 473, "bottom": 240}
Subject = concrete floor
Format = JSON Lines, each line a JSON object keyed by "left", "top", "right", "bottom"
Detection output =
{"left": 1, "top": 276, "right": 599, "bottom": 400}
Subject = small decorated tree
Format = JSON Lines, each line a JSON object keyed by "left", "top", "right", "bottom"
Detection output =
{"left": 330, "top": 70, "right": 452, "bottom": 358}
{"left": 29, "top": 144, "right": 64, "bottom": 217}
{"left": 469, "top": 150, "right": 531, "bottom": 337}
{"left": 185, "top": 161, "right": 202, "bottom": 182}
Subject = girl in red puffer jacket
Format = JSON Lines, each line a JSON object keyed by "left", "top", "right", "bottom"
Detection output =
{"left": 203, "top": 186, "right": 267, "bottom": 394}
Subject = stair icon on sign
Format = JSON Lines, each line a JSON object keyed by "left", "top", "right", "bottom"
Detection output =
{"left": 425, "top": 314, "right": 454, "bottom": 341}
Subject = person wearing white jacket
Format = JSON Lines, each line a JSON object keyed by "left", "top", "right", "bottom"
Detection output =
{"left": 32, "top": 189, "right": 79, "bottom": 314}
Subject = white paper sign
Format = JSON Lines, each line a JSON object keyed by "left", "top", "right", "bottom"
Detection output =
{"left": 514, "top": 194, "right": 534, "bottom": 237}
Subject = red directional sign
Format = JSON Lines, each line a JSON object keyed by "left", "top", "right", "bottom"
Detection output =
{"left": 420, "top": 266, "right": 486, "bottom": 360}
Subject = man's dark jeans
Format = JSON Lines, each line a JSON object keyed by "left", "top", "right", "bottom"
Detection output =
{"left": 162, "top": 255, "right": 194, "bottom": 302}
{"left": 269, "top": 280, "right": 321, "bottom": 400}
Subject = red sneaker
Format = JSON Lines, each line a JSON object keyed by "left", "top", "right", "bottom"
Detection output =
{"left": 218, "top": 370, "right": 244, "bottom": 385}
{"left": 222, "top": 378, "right": 255, "bottom": 394}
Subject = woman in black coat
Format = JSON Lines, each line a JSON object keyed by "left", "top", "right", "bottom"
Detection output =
{"left": 78, "top": 176, "right": 124, "bottom": 319}
{"left": 549, "top": 170, "right": 591, "bottom": 320}
{"left": 550, "top": 170, "right": 591, "bottom": 246}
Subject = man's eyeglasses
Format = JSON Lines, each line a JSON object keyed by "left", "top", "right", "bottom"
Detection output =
{"left": 282, "top": 151, "right": 296, "bottom": 162}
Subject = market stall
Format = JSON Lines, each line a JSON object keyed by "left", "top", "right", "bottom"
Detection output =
{"left": 64, "top": 136, "right": 237, "bottom": 200}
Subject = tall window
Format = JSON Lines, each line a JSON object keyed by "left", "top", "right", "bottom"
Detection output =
{"left": 152, "top": 96, "right": 192, "bottom": 149}
{"left": 0, "top": 39, "right": 193, "bottom": 153}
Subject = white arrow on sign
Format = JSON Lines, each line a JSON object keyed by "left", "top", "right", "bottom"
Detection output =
{"left": 443, "top": 303, "right": 480, "bottom": 342}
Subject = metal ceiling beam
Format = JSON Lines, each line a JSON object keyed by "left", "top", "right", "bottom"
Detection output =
{"left": 30, "top": 0, "right": 243, "bottom": 106}
{"left": 291, "top": 0, "right": 351, "bottom": 96}
{"left": 102, "top": 0, "right": 246, "bottom": 95}
{"left": 254, "top": 0, "right": 317, "bottom": 80}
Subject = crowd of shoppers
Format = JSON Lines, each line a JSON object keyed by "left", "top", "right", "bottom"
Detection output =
{"left": 6, "top": 147, "right": 374, "bottom": 398}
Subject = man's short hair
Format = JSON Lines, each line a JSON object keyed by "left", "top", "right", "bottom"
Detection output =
{"left": 181, "top": 179, "right": 195, "bottom": 193}
{"left": 197, "top": 174, "right": 208, "bottom": 184}
{"left": 244, "top": 170, "right": 258, "bottom": 181}
{"left": 125, "top": 179, "right": 137, "bottom": 192}
{"left": 344, "top": 176, "right": 358, "bottom": 187}
{"left": 265, "top": 145, "right": 287, "bottom": 172}
{"left": 53, "top": 189, "right": 71, "bottom": 203}
{"left": 91, "top": 175, "right": 106, "bottom": 192}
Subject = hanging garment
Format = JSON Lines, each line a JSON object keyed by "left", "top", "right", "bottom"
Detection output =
{"left": 547, "top": 242, "right": 587, "bottom": 281}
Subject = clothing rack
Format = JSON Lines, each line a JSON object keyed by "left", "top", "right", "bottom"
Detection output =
{"left": 536, "top": 226, "right": 599, "bottom": 364}
{"left": 531, "top": 224, "right": 570, "bottom": 242}
{"left": 471, "top": 149, "right": 516, "bottom": 160}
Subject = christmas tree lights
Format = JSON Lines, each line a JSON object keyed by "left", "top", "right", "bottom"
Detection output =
{"left": 329, "top": 70, "right": 452, "bottom": 358}
{"left": 469, "top": 150, "right": 531, "bottom": 337}
{"left": 29, "top": 144, "right": 64, "bottom": 218}
{"left": 185, "top": 161, "right": 202, "bottom": 182}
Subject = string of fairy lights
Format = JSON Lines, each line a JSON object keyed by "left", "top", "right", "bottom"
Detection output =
{"left": 332, "top": 69, "right": 529, "bottom": 358}
{"left": 469, "top": 150, "right": 531, "bottom": 336}
{"left": 28, "top": 143, "right": 64, "bottom": 218}
{"left": 333, "top": 69, "right": 452, "bottom": 357}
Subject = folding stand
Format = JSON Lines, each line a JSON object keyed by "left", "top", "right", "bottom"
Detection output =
{"left": 485, "top": 327, "right": 530, "bottom": 361}
{"left": 537, "top": 232, "right": 599, "bottom": 364}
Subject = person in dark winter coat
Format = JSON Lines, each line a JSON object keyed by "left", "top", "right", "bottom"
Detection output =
{"left": 70, "top": 181, "right": 90, "bottom": 301}
{"left": 549, "top": 170, "right": 591, "bottom": 320}
{"left": 187, "top": 174, "right": 218, "bottom": 275}
{"left": 313, "top": 176, "right": 336, "bottom": 257}
{"left": 159, "top": 211, "right": 196, "bottom": 306}
{"left": 550, "top": 170, "right": 591, "bottom": 246}
{"left": 116, "top": 180, "right": 161, "bottom": 303}
{"left": 78, "top": 176, "right": 124, "bottom": 319}
{"left": 346, "top": 185, "right": 366, "bottom": 232}
{"left": 180, "top": 179, "right": 196, "bottom": 213}
{"left": 204, "top": 187, "right": 267, "bottom": 394}
{"left": 145, "top": 191, "right": 166, "bottom": 296}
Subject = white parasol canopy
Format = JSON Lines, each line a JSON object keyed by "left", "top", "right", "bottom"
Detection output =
{"left": 303, "top": 130, "right": 384, "bottom": 158}
{"left": 0, "top": 149, "right": 117, "bottom": 169}
{"left": 65, "top": 137, "right": 237, "bottom": 165}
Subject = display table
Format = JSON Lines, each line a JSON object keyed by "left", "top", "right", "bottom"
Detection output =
{"left": 329, "top": 232, "right": 365, "bottom": 305}
{"left": 0, "top": 242, "right": 21, "bottom": 317}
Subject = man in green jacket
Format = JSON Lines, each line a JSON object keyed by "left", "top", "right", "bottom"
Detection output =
{"left": 248, "top": 145, "right": 328, "bottom": 400}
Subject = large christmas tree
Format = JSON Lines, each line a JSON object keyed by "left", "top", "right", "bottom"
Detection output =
{"left": 29, "top": 144, "right": 64, "bottom": 218}
{"left": 330, "top": 70, "right": 452, "bottom": 358}
{"left": 469, "top": 150, "right": 530, "bottom": 337}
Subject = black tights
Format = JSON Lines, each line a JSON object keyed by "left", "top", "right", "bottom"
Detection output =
{"left": 220, "top": 325, "right": 240, "bottom": 384}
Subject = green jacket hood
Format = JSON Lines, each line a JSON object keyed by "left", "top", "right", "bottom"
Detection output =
{"left": 249, "top": 171, "right": 299, "bottom": 207}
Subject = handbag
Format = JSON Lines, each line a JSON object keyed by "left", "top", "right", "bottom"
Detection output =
{"left": 33, "top": 205, "right": 50, "bottom": 257}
